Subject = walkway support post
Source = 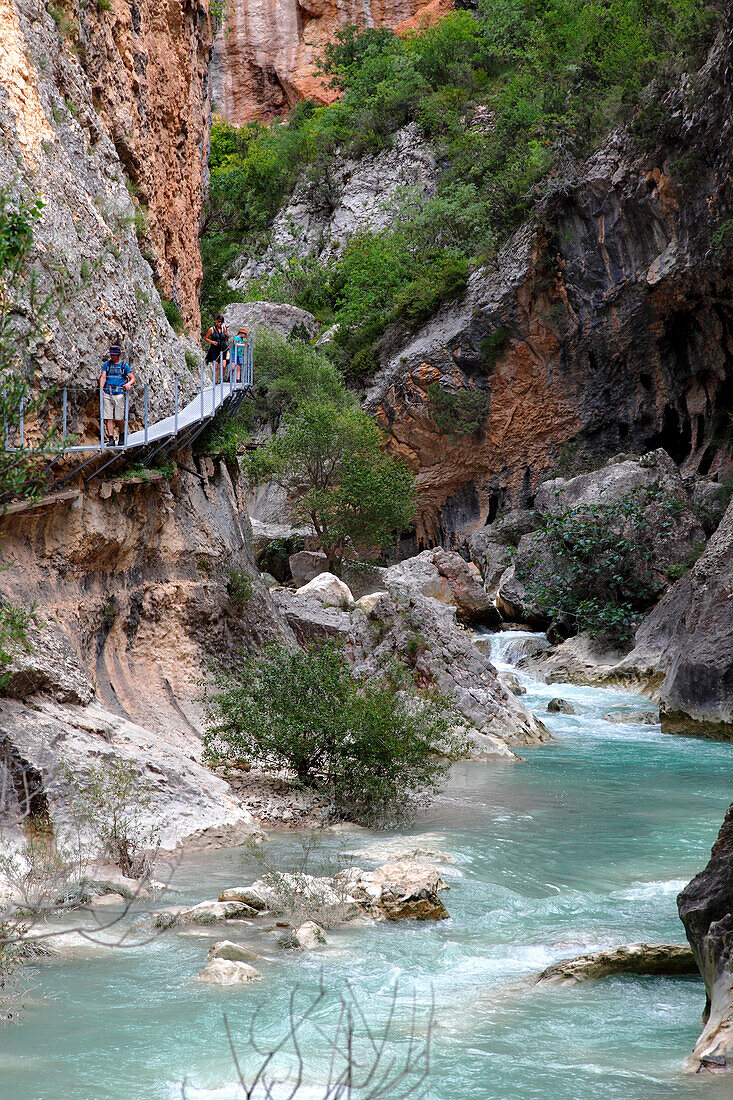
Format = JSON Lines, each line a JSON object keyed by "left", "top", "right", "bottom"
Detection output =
{"left": 174, "top": 376, "right": 179, "bottom": 436}
{"left": 62, "top": 388, "right": 67, "bottom": 444}
{"left": 3, "top": 390, "right": 7, "bottom": 451}
{"left": 123, "top": 390, "right": 129, "bottom": 448}
{"left": 19, "top": 397, "right": 23, "bottom": 448}
{"left": 100, "top": 386, "right": 105, "bottom": 449}
{"left": 144, "top": 384, "right": 148, "bottom": 444}
{"left": 200, "top": 362, "right": 204, "bottom": 418}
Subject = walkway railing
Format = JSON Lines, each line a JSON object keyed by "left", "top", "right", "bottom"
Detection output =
{"left": 4, "top": 341, "right": 253, "bottom": 462}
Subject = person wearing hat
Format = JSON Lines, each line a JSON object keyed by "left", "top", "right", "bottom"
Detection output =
{"left": 230, "top": 325, "right": 248, "bottom": 383}
{"left": 99, "top": 345, "right": 135, "bottom": 447}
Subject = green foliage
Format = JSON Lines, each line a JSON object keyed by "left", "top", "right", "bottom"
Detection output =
{"left": 712, "top": 219, "right": 733, "bottom": 261}
{"left": 161, "top": 297, "right": 183, "bottom": 333}
{"left": 0, "top": 601, "right": 34, "bottom": 689}
{"left": 427, "top": 383, "right": 491, "bottom": 437}
{"left": 203, "top": 641, "right": 455, "bottom": 824}
{"left": 196, "top": 406, "right": 253, "bottom": 460}
{"left": 185, "top": 349, "right": 200, "bottom": 372}
{"left": 202, "top": 1, "right": 716, "bottom": 369}
{"left": 227, "top": 567, "right": 253, "bottom": 605}
{"left": 249, "top": 393, "right": 416, "bottom": 569}
{"left": 0, "top": 189, "right": 61, "bottom": 504}
{"left": 518, "top": 489, "right": 684, "bottom": 645}
{"left": 63, "top": 761, "right": 158, "bottom": 879}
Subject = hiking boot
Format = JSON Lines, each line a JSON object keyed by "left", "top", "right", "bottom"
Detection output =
{"left": 105, "top": 435, "right": 116, "bottom": 447}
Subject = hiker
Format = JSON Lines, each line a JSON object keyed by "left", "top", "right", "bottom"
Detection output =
{"left": 99, "top": 344, "right": 135, "bottom": 447}
{"left": 204, "top": 315, "right": 229, "bottom": 383}
{"left": 230, "top": 326, "right": 248, "bottom": 383}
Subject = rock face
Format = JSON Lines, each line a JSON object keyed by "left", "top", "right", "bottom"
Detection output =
{"left": 493, "top": 450, "right": 706, "bottom": 629}
{"left": 0, "top": 0, "right": 212, "bottom": 410}
{"left": 362, "top": 44, "right": 733, "bottom": 546}
{"left": 232, "top": 124, "right": 438, "bottom": 289}
{"left": 678, "top": 803, "right": 733, "bottom": 1072}
{"left": 628, "top": 498, "right": 733, "bottom": 739}
{"left": 273, "top": 554, "right": 551, "bottom": 749}
{"left": 384, "top": 548, "right": 500, "bottom": 625}
{"left": 0, "top": 457, "right": 293, "bottom": 851}
{"left": 537, "top": 943, "right": 697, "bottom": 985}
{"left": 212, "top": 6, "right": 450, "bottom": 124}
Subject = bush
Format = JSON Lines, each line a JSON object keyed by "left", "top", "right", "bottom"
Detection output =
{"left": 161, "top": 297, "right": 183, "bottom": 333}
{"left": 0, "top": 601, "right": 34, "bottom": 690}
{"left": 227, "top": 567, "right": 253, "bottom": 605}
{"left": 427, "top": 383, "right": 491, "bottom": 437}
{"left": 517, "top": 488, "right": 684, "bottom": 645}
{"left": 204, "top": 641, "right": 455, "bottom": 824}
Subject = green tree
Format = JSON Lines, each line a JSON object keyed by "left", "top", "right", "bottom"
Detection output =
{"left": 204, "top": 641, "right": 455, "bottom": 824}
{"left": 250, "top": 397, "right": 416, "bottom": 570}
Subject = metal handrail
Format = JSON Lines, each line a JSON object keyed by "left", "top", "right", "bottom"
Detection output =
{"left": 3, "top": 339, "right": 253, "bottom": 458}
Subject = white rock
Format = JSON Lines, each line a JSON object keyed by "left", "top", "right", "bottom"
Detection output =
{"left": 207, "top": 940, "right": 261, "bottom": 963}
{"left": 355, "top": 591, "right": 390, "bottom": 614}
{"left": 196, "top": 958, "right": 262, "bottom": 985}
{"left": 297, "top": 573, "right": 354, "bottom": 606}
{"left": 294, "top": 921, "right": 327, "bottom": 950}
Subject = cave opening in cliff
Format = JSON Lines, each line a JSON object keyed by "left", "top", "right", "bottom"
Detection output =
{"left": 648, "top": 404, "right": 692, "bottom": 466}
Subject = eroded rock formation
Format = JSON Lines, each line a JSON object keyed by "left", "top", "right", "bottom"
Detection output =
{"left": 0, "top": 456, "right": 293, "bottom": 848}
{"left": 678, "top": 803, "right": 733, "bottom": 1072}
{"left": 211, "top": 0, "right": 451, "bottom": 124}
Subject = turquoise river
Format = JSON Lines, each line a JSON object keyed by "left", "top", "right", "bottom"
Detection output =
{"left": 2, "top": 631, "right": 732, "bottom": 1100}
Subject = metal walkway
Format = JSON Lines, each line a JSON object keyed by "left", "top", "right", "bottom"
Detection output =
{"left": 5, "top": 343, "right": 253, "bottom": 489}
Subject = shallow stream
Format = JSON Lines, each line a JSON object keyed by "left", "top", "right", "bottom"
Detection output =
{"left": 3, "top": 632, "right": 733, "bottom": 1100}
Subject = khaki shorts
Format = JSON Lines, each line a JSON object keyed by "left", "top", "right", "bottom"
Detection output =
{"left": 103, "top": 392, "right": 125, "bottom": 420}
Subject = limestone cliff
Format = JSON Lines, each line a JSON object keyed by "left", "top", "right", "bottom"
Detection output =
{"left": 211, "top": 0, "right": 451, "bottom": 123}
{"left": 0, "top": 0, "right": 212, "bottom": 425}
{"left": 0, "top": 456, "right": 294, "bottom": 848}
{"left": 678, "top": 803, "right": 733, "bottom": 1072}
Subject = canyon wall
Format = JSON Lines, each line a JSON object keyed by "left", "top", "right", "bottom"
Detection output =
{"left": 0, "top": 456, "right": 293, "bottom": 848}
{"left": 366, "top": 39, "right": 733, "bottom": 546}
{"left": 0, "top": 0, "right": 212, "bottom": 433}
{"left": 211, "top": 0, "right": 452, "bottom": 123}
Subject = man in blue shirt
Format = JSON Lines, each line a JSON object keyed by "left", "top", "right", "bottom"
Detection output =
{"left": 99, "top": 344, "right": 135, "bottom": 446}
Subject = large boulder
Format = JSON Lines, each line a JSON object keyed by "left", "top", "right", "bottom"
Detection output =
{"left": 678, "top": 803, "right": 733, "bottom": 1072}
{"left": 289, "top": 550, "right": 329, "bottom": 588}
{"left": 384, "top": 549, "right": 500, "bottom": 626}
{"left": 537, "top": 943, "right": 697, "bottom": 985}
{"left": 297, "top": 573, "right": 354, "bottom": 607}
{"left": 469, "top": 510, "right": 538, "bottom": 596}
{"left": 627, "top": 497, "right": 733, "bottom": 739}
{"left": 207, "top": 940, "right": 262, "bottom": 964}
{"left": 335, "top": 860, "right": 449, "bottom": 921}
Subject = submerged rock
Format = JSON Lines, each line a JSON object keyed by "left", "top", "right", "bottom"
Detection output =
{"left": 537, "top": 943, "right": 697, "bottom": 985}
{"left": 196, "top": 958, "right": 262, "bottom": 985}
{"left": 678, "top": 802, "right": 733, "bottom": 1072}
{"left": 603, "top": 710, "right": 659, "bottom": 725}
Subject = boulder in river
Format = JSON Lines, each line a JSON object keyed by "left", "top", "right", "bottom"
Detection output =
{"left": 678, "top": 802, "right": 733, "bottom": 1072}
{"left": 196, "top": 958, "right": 262, "bottom": 985}
{"left": 603, "top": 710, "right": 659, "bottom": 725}
{"left": 335, "top": 860, "right": 450, "bottom": 921}
{"left": 293, "top": 921, "right": 327, "bottom": 950}
{"left": 383, "top": 549, "right": 501, "bottom": 626}
{"left": 547, "top": 698, "right": 576, "bottom": 714}
{"left": 537, "top": 942, "right": 697, "bottom": 985}
{"left": 207, "top": 940, "right": 262, "bottom": 964}
{"left": 218, "top": 886, "right": 269, "bottom": 910}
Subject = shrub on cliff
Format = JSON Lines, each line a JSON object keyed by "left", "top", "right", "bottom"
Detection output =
{"left": 203, "top": 642, "right": 455, "bottom": 824}
{"left": 517, "top": 489, "right": 685, "bottom": 645}
{"left": 248, "top": 394, "right": 416, "bottom": 570}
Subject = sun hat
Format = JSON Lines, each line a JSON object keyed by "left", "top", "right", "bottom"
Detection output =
{"left": 109, "top": 345, "right": 121, "bottom": 355}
